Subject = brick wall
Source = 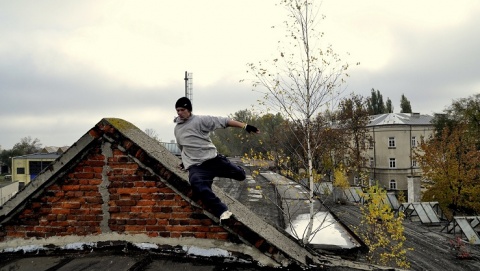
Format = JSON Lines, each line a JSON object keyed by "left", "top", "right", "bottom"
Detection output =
{"left": 0, "top": 141, "right": 230, "bottom": 242}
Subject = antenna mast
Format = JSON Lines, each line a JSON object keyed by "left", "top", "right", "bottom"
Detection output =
{"left": 184, "top": 71, "right": 193, "bottom": 102}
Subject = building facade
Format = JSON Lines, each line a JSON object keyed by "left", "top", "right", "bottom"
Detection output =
{"left": 363, "top": 113, "right": 434, "bottom": 193}
{"left": 11, "top": 153, "right": 60, "bottom": 186}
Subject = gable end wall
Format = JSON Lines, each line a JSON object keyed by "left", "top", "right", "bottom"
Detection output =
{"left": 0, "top": 140, "right": 231, "bottom": 241}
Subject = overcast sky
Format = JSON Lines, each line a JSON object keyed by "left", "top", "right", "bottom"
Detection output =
{"left": 1, "top": 0, "right": 479, "bottom": 150}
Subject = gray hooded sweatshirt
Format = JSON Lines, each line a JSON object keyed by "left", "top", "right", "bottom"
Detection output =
{"left": 174, "top": 114, "right": 229, "bottom": 169}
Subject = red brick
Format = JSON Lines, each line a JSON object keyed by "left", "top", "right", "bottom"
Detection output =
{"left": 88, "top": 179, "right": 102, "bottom": 185}
{"left": 140, "top": 194, "right": 153, "bottom": 200}
{"left": 50, "top": 221, "right": 70, "bottom": 227}
{"left": 194, "top": 232, "right": 207, "bottom": 238}
{"left": 55, "top": 191, "right": 65, "bottom": 197}
{"left": 75, "top": 173, "right": 95, "bottom": 179}
{"left": 131, "top": 194, "right": 141, "bottom": 201}
{"left": 157, "top": 187, "right": 175, "bottom": 194}
{"left": 63, "top": 185, "right": 80, "bottom": 191}
{"left": 147, "top": 232, "right": 159, "bottom": 237}
{"left": 48, "top": 184, "right": 62, "bottom": 191}
{"left": 47, "top": 197, "right": 62, "bottom": 204}
{"left": 146, "top": 219, "right": 157, "bottom": 225}
{"left": 166, "top": 225, "right": 193, "bottom": 232}
{"left": 51, "top": 208, "right": 70, "bottom": 215}
{"left": 84, "top": 160, "right": 104, "bottom": 167}
{"left": 145, "top": 225, "right": 166, "bottom": 231}
{"left": 125, "top": 225, "right": 145, "bottom": 232}
{"left": 85, "top": 197, "right": 103, "bottom": 204}
{"left": 156, "top": 201, "right": 181, "bottom": 207}
{"left": 144, "top": 181, "right": 156, "bottom": 187}
{"left": 79, "top": 185, "right": 98, "bottom": 191}
{"left": 136, "top": 200, "right": 155, "bottom": 206}
{"left": 192, "top": 226, "right": 210, "bottom": 232}
{"left": 89, "top": 154, "right": 105, "bottom": 161}
{"left": 170, "top": 232, "right": 181, "bottom": 238}
{"left": 115, "top": 200, "right": 136, "bottom": 206}
{"left": 62, "top": 202, "right": 81, "bottom": 209}
{"left": 172, "top": 206, "right": 193, "bottom": 213}
{"left": 118, "top": 206, "right": 131, "bottom": 212}
{"left": 26, "top": 232, "right": 45, "bottom": 238}
{"left": 31, "top": 202, "right": 42, "bottom": 209}
{"left": 181, "top": 232, "right": 195, "bottom": 238}
{"left": 159, "top": 232, "right": 170, "bottom": 237}
{"left": 117, "top": 188, "right": 137, "bottom": 194}
{"left": 170, "top": 213, "right": 190, "bottom": 219}
{"left": 207, "top": 232, "right": 229, "bottom": 240}
{"left": 137, "top": 187, "right": 159, "bottom": 194}
{"left": 131, "top": 206, "right": 153, "bottom": 213}
{"left": 153, "top": 213, "right": 171, "bottom": 219}
{"left": 113, "top": 149, "right": 125, "bottom": 156}
{"left": 7, "top": 232, "right": 26, "bottom": 238}
{"left": 85, "top": 191, "right": 99, "bottom": 197}
{"left": 209, "top": 226, "right": 226, "bottom": 232}
{"left": 109, "top": 206, "right": 120, "bottom": 213}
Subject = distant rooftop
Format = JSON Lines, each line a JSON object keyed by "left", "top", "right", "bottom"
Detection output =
{"left": 11, "top": 152, "right": 61, "bottom": 160}
{"left": 367, "top": 113, "right": 434, "bottom": 127}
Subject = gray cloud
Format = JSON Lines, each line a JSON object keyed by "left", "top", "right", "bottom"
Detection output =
{"left": 1, "top": 1, "right": 479, "bottom": 150}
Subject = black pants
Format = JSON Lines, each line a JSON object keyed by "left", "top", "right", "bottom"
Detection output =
{"left": 188, "top": 154, "right": 246, "bottom": 217}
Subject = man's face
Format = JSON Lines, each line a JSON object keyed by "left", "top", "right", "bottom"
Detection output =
{"left": 176, "top": 107, "right": 191, "bottom": 120}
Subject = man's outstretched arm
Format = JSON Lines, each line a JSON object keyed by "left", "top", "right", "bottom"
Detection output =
{"left": 227, "top": 120, "right": 260, "bottom": 134}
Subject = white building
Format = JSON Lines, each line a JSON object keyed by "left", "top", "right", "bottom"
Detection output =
{"left": 364, "top": 113, "right": 434, "bottom": 194}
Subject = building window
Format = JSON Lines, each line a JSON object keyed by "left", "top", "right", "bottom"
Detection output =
{"left": 390, "top": 179, "right": 397, "bottom": 190}
{"left": 388, "top": 137, "right": 396, "bottom": 148}
{"left": 389, "top": 158, "right": 396, "bottom": 168}
{"left": 412, "top": 159, "right": 417, "bottom": 168}
{"left": 354, "top": 176, "right": 360, "bottom": 185}
{"left": 411, "top": 136, "right": 417, "bottom": 147}
{"left": 17, "top": 167, "right": 25, "bottom": 174}
{"left": 29, "top": 161, "right": 49, "bottom": 175}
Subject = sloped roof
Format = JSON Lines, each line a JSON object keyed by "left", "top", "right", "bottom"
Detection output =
{"left": 367, "top": 113, "right": 434, "bottom": 127}
{"left": 0, "top": 118, "right": 387, "bottom": 270}
{"left": 12, "top": 152, "right": 61, "bottom": 160}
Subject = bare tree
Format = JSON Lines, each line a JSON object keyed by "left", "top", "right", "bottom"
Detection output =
{"left": 245, "top": 0, "right": 352, "bottom": 244}
{"left": 144, "top": 128, "right": 161, "bottom": 142}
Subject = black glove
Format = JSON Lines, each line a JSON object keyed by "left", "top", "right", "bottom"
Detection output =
{"left": 245, "top": 124, "right": 259, "bottom": 133}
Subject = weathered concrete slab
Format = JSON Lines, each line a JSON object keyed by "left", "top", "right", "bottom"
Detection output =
{"left": 0, "top": 256, "right": 63, "bottom": 271}
{"left": 56, "top": 255, "right": 137, "bottom": 271}
{"left": 145, "top": 260, "right": 215, "bottom": 271}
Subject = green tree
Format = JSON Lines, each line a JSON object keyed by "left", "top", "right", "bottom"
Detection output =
{"left": 211, "top": 109, "right": 261, "bottom": 156}
{"left": 400, "top": 94, "right": 412, "bottom": 113}
{"left": 245, "top": 0, "right": 352, "bottom": 244}
{"left": 367, "top": 89, "right": 386, "bottom": 115}
{"left": 420, "top": 94, "right": 480, "bottom": 217}
{"left": 356, "top": 184, "right": 411, "bottom": 268}
{"left": 0, "top": 137, "right": 42, "bottom": 173}
{"left": 336, "top": 94, "right": 371, "bottom": 185}
{"left": 433, "top": 94, "right": 480, "bottom": 149}
{"left": 385, "top": 98, "right": 393, "bottom": 113}
{"left": 414, "top": 125, "right": 480, "bottom": 217}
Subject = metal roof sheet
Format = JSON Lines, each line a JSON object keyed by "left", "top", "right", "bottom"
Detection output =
{"left": 367, "top": 113, "right": 434, "bottom": 127}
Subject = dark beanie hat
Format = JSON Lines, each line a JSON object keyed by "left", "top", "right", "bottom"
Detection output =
{"left": 175, "top": 97, "right": 192, "bottom": 111}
